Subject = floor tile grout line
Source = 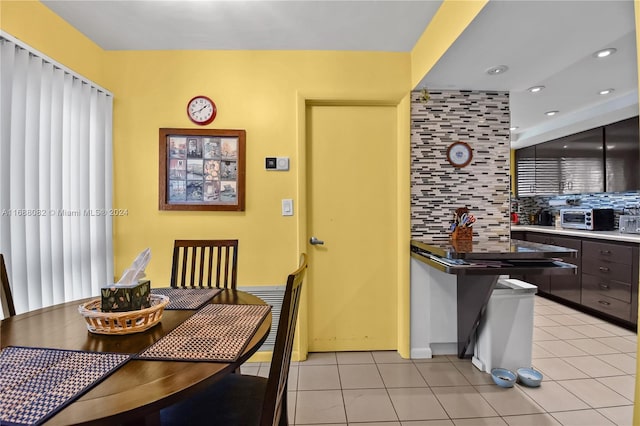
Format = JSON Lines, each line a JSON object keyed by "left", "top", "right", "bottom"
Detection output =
{"left": 545, "top": 365, "right": 632, "bottom": 412}
{"left": 290, "top": 295, "right": 634, "bottom": 425}
{"left": 334, "top": 356, "right": 350, "bottom": 425}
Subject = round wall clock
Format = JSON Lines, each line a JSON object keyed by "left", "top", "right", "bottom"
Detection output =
{"left": 187, "top": 95, "right": 217, "bottom": 125}
{"left": 446, "top": 141, "right": 473, "bottom": 168}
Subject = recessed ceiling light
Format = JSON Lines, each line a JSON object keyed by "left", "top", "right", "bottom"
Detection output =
{"left": 527, "top": 86, "right": 545, "bottom": 93}
{"left": 593, "top": 48, "right": 617, "bottom": 58}
{"left": 510, "top": 126, "right": 519, "bottom": 131}
{"left": 599, "top": 88, "right": 614, "bottom": 95}
{"left": 545, "top": 110, "right": 558, "bottom": 116}
{"left": 486, "top": 65, "right": 508, "bottom": 75}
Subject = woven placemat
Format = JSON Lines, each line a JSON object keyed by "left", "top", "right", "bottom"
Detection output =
{"left": 151, "top": 287, "right": 222, "bottom": 310}
{"left": 0, "top": 346, "right": 130, "bottom": 426}
{"left": 136, "top": 304, "right": 271, "bottom": 362}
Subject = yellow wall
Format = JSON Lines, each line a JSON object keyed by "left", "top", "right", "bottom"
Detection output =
{"left": 2, "top": 0, "right": 523, "bottom": 364}
{"left": 1, "top": 1, "right": 107, "bottom": 88}
{"left": 103, "top": 50, "right": 411, "bottom": 286}
{"left": 410, "top": 0, "right": 488, "bottom": 89}
{"left": 510, "top": 149, "right": 516, "bottom": 196}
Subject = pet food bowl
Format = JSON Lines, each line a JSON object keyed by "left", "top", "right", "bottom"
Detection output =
{"left": 491, "top": 368, "right": 516, "bottom": 388}
{"left": 516, "top": 367, "right": 543, "bottom": 387}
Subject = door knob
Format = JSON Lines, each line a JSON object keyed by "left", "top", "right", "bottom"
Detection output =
{"left": 310, "top": 237, "right": 324, "bottom": 245}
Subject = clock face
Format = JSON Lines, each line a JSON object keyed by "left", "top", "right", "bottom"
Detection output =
{"left": 446, "top": 141, "right": 473, "bottom": 168}
{"left": 187, "top": 96, "right": 217, "bottom": 125}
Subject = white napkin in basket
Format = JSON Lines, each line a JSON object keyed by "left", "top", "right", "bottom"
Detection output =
{"left": 116, "top": 248, "right": 151, "bottom": 285}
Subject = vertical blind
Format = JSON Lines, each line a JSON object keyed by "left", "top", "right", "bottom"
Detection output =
{"left": 0, "top": 33, "right": 114, "bottom": 315}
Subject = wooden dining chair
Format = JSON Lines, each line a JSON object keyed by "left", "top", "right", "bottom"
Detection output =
{"left": 1, "top": 254, "right": 16, "bottom": 318}
{"left": 170, "top": 239, "right": 239, "bottom": 289}
{"left": 160, "top": 253, "right": 308, "bottom": 426}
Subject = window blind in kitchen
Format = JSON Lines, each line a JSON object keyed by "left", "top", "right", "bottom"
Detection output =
{"left": 0, "top": 32, "right": 114, "bottom": 315}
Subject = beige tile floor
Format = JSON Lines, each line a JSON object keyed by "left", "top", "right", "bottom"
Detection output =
{"left": 241, "top": 296, "right": 637, "bottom": 425}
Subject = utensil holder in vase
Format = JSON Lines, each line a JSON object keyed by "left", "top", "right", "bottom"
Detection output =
{"left": 452, "top": 226, "right": 473, "bottom": 241}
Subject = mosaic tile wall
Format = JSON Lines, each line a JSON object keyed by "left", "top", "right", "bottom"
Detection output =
{"left": 411, "top": 90, "right": 511, "bottom": 240}
{"left": 514, "top": 191, "right": 640, "bottom": 228}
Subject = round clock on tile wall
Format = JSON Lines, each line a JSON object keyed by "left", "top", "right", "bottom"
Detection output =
{"left": 446, "top": 141, "right": 473, "bottom": 168}
{"left": 187, "top": 95, "right": 217, "bottom": 125}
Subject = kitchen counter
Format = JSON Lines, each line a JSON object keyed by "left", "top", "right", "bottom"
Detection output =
{"left": 411, "top": 237, "right": 578, "bottom": 259}
{"left": 511, "top": 225, "right": 640, "bottom": 244}
{"left": 410, "top": 238, "right": 577, "bottom": 359}
{"left": 411, "top": 238, "right": 577, "bottom": 276}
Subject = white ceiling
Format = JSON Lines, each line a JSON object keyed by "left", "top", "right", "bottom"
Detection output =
{"left": 421, "top": 0, "right": 638, "bottom": 148}
{"left": 41, "top": 0, "right": 639, "bottom": 149}
{"left": 40, "top": 0, "right": 442, "bottom": 51}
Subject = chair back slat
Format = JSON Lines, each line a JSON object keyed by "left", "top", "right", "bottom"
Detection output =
{"left": 170, "top": 240, "right": 238, "bottom": 289}
{"left": 0, "top": 254, "right": 16, "bottom": 318}
{"left": 261, "top": 253, "right": 308, "bottom": 426}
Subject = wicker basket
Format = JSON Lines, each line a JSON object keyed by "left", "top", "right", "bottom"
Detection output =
{"left": 78, "top": 294, "right": 169, "bottom": 335}
{"left": 451, "top": 226, "right": 473, "bottom": 241}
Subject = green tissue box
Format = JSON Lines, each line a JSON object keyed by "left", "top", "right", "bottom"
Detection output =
{"left": 100, "top": 280, "right": 151, "bottom": 312}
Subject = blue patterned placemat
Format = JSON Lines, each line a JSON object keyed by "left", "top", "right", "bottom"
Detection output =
{"left": 150, "top": 287, "right": 222, "bottom": 310}
{"left": 136, "top": 304, "right": 271, "bottom": 362}
{"left": 0, "top": 346, "right": 130, "bottom": 426}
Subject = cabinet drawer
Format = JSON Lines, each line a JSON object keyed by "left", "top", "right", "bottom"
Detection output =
{"left": 581, "top": 290, "right": 631, "bottom": 322}
{"left": 582, "top": 273, "right": 631, "bottom": 303}
{"left": 582, "top": 240, "right": 633, "bottom": 265}
{"left": 582, "top": 259, "right": 632, "bottom": 284}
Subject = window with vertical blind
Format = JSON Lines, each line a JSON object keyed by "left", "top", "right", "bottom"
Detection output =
{"left": 0, "top": 33, "right": 114, "bottom": 315}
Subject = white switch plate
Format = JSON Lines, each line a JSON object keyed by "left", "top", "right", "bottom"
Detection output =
{"left": 282, "top": 199, "right": 293, "bottom": 216}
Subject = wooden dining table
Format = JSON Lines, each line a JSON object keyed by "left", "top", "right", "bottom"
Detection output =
{"left": 0, "top": 289, "right": 271, "bottom": 425}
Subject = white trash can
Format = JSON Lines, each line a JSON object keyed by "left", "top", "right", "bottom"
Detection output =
{"left": 472, "top": 278, "right": 537, "bottom": 373}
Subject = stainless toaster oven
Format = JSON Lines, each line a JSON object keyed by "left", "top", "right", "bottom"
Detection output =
{"left": 560, "top": 208, "right": 615, "bottom": 231}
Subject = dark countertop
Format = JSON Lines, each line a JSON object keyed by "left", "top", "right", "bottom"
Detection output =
{"left": 410, "top": 237, "right": 577, "bottom": 358}
{"left": 511, "top": 225, "right": 640, "bottom": 244}
{"left": 411, "top": 238, "right": 578, "bottom": 260}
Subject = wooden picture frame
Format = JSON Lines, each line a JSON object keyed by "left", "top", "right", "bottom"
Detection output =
{"left": 159, "top": 128, "right": 246, "bottom": 211}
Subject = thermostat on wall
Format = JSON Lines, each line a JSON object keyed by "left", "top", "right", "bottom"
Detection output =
{"left": 265, "top": 157, "right": 289, "bottom": 171}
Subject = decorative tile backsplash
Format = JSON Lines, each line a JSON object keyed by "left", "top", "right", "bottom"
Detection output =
{"left": 515, "top": 191, "right": 640, "bottom": 227}
{"left": 411, "top": 90, "right": 511, "bottom": 240}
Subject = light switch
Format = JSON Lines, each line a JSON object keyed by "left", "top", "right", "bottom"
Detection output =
{"left": 282, "top": 199, "right": 293, "bottom": 216}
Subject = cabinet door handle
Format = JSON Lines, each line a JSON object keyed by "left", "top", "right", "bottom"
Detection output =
{"left": 599, "top": 283, "right": 610, "bottom": 290}
{"left": 599, "top": 250, "right": 612, "bottom": 255}
{"left": 598, "top": 300, "right": 611, "bottom": 306}
{"left": 599, "top": 266, "right": 610, "bottom": 272}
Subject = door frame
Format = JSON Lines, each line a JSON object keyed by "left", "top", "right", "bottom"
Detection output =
{"left": 292, "top": 93, "right": 412, "bottom": 360}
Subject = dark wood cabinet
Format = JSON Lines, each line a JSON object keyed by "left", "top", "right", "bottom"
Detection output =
{"left": 515, "top": 146, "right": 537, "bottom": 196}
{"left": 604, "top": 116, "right": 640, "bottom": 192}
{"left": 515, "top": 116, "right": 639, "bottom": 195}
{"left": 524, "top": 233, "right": 581, "bottom": 303}
{"left": 511, "top": 230, "right": 638, "bottom": 327}
{"left": 581, "top": 240, "right": 638, "bottom": 323}
{"left": 530, "top": 142, "right": 561, "bottom": 195}
{"left": 555, "top": 129, "right": 604, "bottom": 194}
